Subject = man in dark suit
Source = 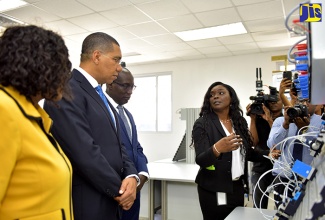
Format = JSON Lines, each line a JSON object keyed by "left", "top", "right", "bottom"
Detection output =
{"left": 44, "top": 32, "right": 139, "bottom": 220}
{"left": 106, "top": 67, "right": 149, "bottom": 220}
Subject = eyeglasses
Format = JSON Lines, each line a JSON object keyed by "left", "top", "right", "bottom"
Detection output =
{"left": 99, "top": 51, "right": 122, "bottom": 65}
{"left": 113, "top": 81, "right": 136, "bottom": 91}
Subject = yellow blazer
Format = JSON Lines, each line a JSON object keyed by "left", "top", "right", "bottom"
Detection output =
{"left": 0, "top": 86, "right": 73, "bottom": 220}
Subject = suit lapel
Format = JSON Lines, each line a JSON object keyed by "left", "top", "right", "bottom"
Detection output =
{"left": 124, "top": 108, "right": 134, "bottom": 144}
{"left": 72, "top": 69, "right": 117, "bottom": 132}
{"left": 210, "top": 113, "right": 227, "bottom": 137}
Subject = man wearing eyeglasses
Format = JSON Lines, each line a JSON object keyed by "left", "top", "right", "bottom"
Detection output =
{"left": 106, "top": 67, "right": 149, "bottom": 220}
{"left": 44, "top": 33, "right": 139, "bottom": 220}
{"left": 267, "top": 98, "right": 323, "bottom": 207}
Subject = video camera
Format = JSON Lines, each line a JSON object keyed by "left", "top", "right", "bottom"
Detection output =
{"left": 287, "top": 103, "right": 308, "bottom": 121}
{"left": 248, "top": 68, "right": 279, "bottom": 115}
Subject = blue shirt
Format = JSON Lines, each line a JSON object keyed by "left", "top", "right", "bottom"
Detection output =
{"left": 267, "top": 114, "right": 323, "bottom": 177}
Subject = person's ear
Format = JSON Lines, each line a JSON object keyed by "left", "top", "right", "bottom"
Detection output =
{"left": 93, "top": 50, "right": 101, "bottom": 64}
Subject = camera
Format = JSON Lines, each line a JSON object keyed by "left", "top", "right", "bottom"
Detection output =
{"left": 249, "top": 86, "right": 278, "bottom": 115}
{"left": 247, "top": 67, "right": 279, "bottom": 115}
{"left": 287, "top": 103, "right": 308, "bottom": 120}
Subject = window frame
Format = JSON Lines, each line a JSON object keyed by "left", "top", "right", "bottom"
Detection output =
{"left": 126, "top": 71, "right": 172, "bottom": 133}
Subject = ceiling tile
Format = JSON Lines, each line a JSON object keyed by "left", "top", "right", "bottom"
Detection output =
{"left": 76, "top": 0, "right": 131, "bottom": 12}
{"left": 180, "top": 0, "right": 233, "bottom": 13}
{"left": 24, "top": 0, "right": 43, "bottom": 3}
{"left": 256, "top": 36, "right": 305, "bottom": 48}
{"left": 186, "top": 38, "right": 221, "bottom": 48}
{"left": 128, "top": 0, "right": 158, "bottom": 4}
{"left": 197, "top": 46, "right": 229, "bottom": 54}
{"left": 231, "top": 0, "right": 270, "bottom": 6}
{"left": 124, "top": 53, "right": 180, "bottom": 64}
{"left": 44, "top": 20, "right": 87, "bottom": 35}
{"left": 244, "top": 17, "right": 285, "bottom": 32}
{"left": 64, "top": 32, "right": 93, "bottom": 44}
{"left": 34, "top": 0, "right": 93, "bottom": 18}
{"left": 132, "top": 45, "right": 166, "bottom": 54}
{"left": 122, "top": 38, "right": 154, "bottom": 50}
{"left": 232, "top": 49, "right": 260, "bottom": 55}
{"left": 184, "top": 54, "right": 208, "bottom": 60}
{"left": 237, "top": 1, "right": 283, "bottom": 21}
{"left": 0, "top": 0, "right": 304, "bottom": 66}
{"left": 157, "top": 14, "right": 203, "bottom": 32}
{"left": 68, "top": 13, "right": 118, "bottom": 31}
{"left": 226, "top": 42, "right": 259, "bottom": 51}
{"left": 282, "top": 0, "right": 304, "bottom": 16}
{"left": 251, "top": 29, "right": 289, "bottom": 41}
{"left": 156, "top": 42, "right": 193, "bottom": 52}
{"left": 260, "top": 46, "right": 289, "bottom": 52}
{"left": 123, "top": 22, "right": 169, "bottom": 37}
{"left": 170, "top": 49, "right": 202, "bottom": 57}
{"left": 205, "top": 51, "right": 233, "bottom": 58}
{"left": 99, "top": 27, "right": 138, "bottom": 41}
{"left": 100, "top": 5, "right": 151, "bottom": 26}
{"left": 136, "top": 0, "right": 190, "bottom": 20}
{"left": 143, "top": 34, "right": 182, "bottom": 45}
{"left": 196, "top": 8, "right": 241, "bottom": 27}
{"left": 3, "top": 5, "right": 60, "bottom": 24}
{"left": 218, "top": 34, "right": 254, "bottom": 45}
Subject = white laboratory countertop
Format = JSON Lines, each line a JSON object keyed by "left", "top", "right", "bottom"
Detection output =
{"left": 225, "top": 207, "right": 276, "bottom": 220}
{"left": 147, "top": 159, "right": 200, "bottom": 182}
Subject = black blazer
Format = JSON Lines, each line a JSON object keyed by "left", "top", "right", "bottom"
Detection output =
{"left": 44, "top": 69, "right": 138, "bottom": 220}
{"left": 192, "top": 112, "right": 266, "bottom": 193}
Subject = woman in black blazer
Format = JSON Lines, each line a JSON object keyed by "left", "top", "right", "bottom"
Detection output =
{"left": 192, "top": 81, "right": 267, "bottom": 220}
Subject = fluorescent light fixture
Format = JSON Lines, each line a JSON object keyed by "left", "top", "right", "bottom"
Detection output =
{"left": 0, "top": 0, "right": 27, "bottom": 12}
{"left": 174, "top": 22, "right": 247, "bottom": 41}
{"left": 123, "top": 52, "right": 141, "bottom": 57}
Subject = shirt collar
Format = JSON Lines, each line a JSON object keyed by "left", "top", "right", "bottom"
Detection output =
{"left": 75, "top": 66, "right": 99, "bottom": 88}
{"left": 105, "top": 93, "right": 119, "bottom": 111}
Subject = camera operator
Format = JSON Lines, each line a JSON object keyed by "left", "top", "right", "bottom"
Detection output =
{"left": 246, "top": 93, "right": 282, "bottom": 209}
{"left": 267, "top": 99, "right": 323, "bottom": 207}
{"left": 279, "top": 78, "right": 298, "bottom": 107}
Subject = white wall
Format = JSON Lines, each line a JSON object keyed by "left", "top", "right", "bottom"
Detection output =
{"left": 124, "top": 51, "right": 288, "bottom": 163}
{"left": 70, "top": 50, "right": 287, "bottom": 163}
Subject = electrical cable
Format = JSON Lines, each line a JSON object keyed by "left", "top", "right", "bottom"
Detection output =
{"left": 287, "top": 37, "right": 307, "bottom": 64}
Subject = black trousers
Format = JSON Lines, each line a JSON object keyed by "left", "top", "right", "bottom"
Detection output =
{"left": 251, "top": 171, "right": 275, "bottom": 209}
{"left": 197, "top": 178, "right": 244, "bottom": 220}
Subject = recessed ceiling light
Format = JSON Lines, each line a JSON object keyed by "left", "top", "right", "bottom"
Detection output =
{"left": 174, "top": 22, "right": 247, "bottom": 41}
{"left": 0, "top": 0, "right": 27, "bottom": 12}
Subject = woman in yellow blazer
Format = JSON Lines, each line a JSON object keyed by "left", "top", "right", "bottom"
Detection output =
{"left": 0, "top": 25, "right": 73, "bottom": 220}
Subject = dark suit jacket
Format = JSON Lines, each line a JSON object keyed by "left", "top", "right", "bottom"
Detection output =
{"left": 44, "top": 69, "right": 138, "bottom": 220}
{"left": 118, "top": 107, "right": 148, "bottom": 173}
{"left": 192, "top": 112, "right": 266, "bottom": 194}
{"left": 116, "top": 107, "right": 148, "bottom": 220}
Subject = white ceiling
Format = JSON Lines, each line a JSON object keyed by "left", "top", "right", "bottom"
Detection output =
{"left": 0, "top": 0, "right": 305, "bottom": 66}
